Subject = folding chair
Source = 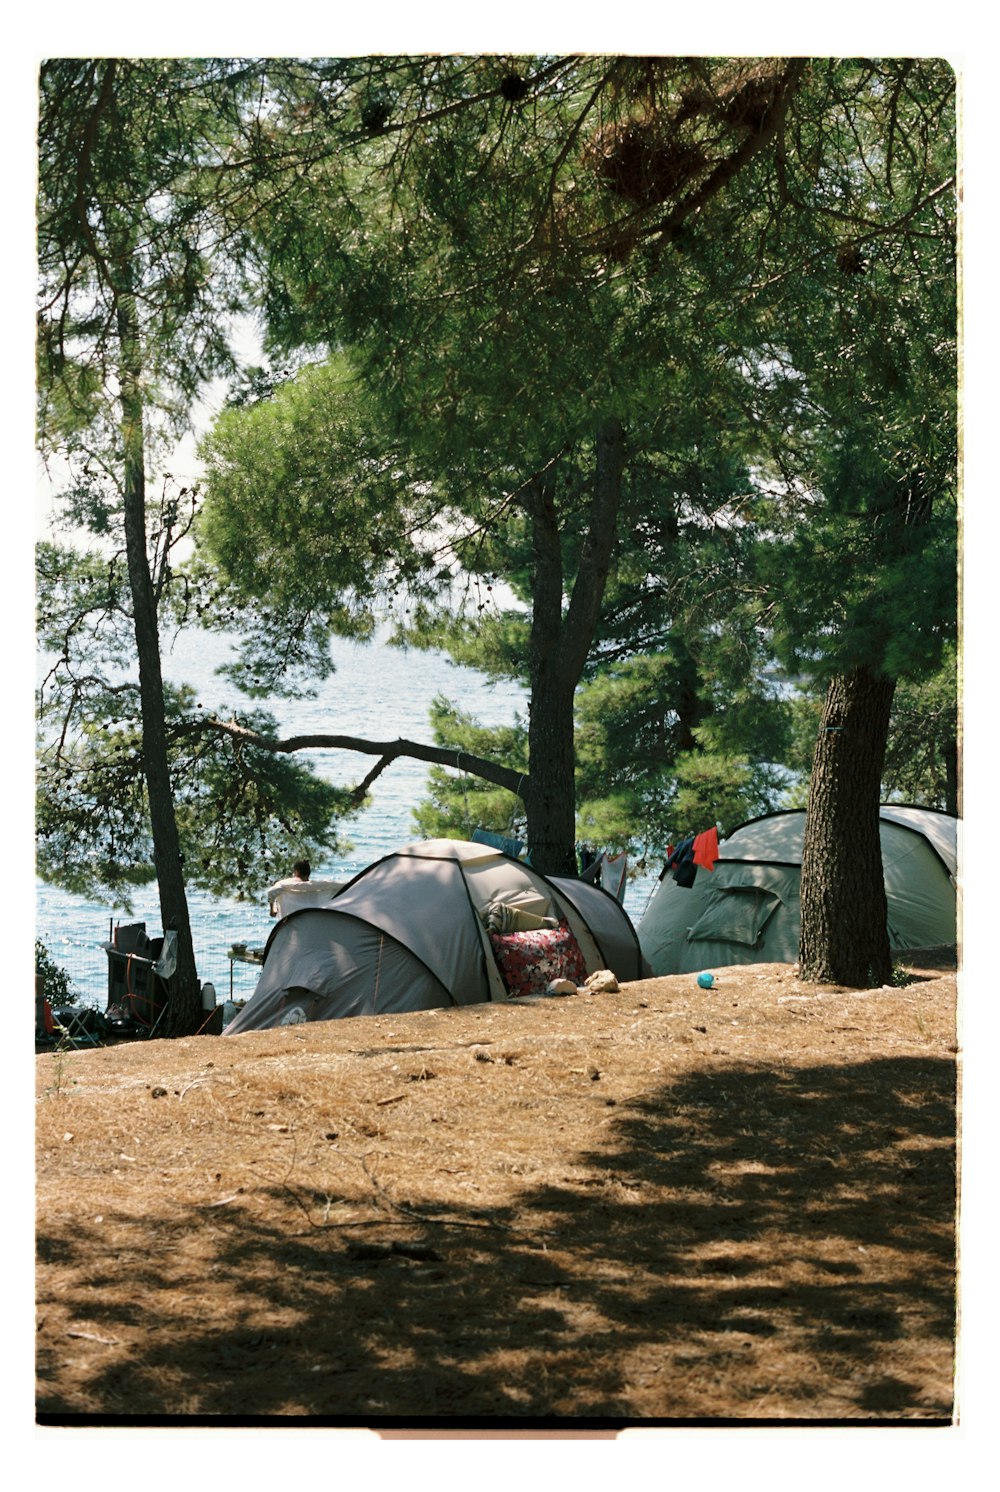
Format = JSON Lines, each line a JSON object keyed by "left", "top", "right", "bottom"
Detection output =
{"left": 51, "top": 1005, "right": 105, "bottom": 1049}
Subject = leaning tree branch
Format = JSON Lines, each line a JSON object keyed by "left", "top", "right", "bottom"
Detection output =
{"left": 179, "top": 715, "right": 530, "bottom": 801}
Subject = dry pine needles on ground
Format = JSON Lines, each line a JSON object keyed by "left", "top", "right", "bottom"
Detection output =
{"left": 36, "top": 955, "right": 958, "bottom": 1427}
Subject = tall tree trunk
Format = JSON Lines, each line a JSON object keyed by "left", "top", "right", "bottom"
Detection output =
{"left": 522, "top": 417, "right": 626, "bottom": 875}
{"left": 117, "top": 295, "right": 202, "bottom": 1036}
{"left": 524, "top": 672, "right": 579, "bottom": 876}
{"left": 673, "top": 635, "right": 705, "bottom": 753}
{"left": 522, "top": 460, "right": 576, "bottom": 875}
{"left": 799, "top": 665, "right": 897, "bottom": 986}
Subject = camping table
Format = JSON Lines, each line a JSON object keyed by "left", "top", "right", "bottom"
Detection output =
{"left": 227, "top": 946, "right": 265, "bottom": 1000}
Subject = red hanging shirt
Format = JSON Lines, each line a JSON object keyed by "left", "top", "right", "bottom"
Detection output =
{"left": 692, "top": 826, "right": 719, "bottom": 871}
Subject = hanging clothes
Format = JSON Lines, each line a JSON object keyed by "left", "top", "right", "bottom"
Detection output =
{"left": 662, "top": 826, "right": 718, "bottom": 888}
{"left": 692, "top": 826, "right": 720, "bottom": 872}
{"left": 599, "top": 851, "right": 629, "bottom": 903}
{"left": 471, "top": 827, "right": 526, "bottom": 860}
{"left": 663, "top": 835, "right": 697, "bottom": 888}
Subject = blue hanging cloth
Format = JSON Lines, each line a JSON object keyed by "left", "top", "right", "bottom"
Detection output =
{"left": 471, "top": 827, "right": 526, "bottom": 860}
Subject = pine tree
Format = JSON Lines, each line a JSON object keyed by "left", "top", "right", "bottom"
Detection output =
{"left": 36, "top": 58, "right": 358, "bottom": 1030}
{"left": 743, "top": 60, "right": 958, "bottom": 983}
{"left": 201, "top": 55, "right": 810, "bottom": 874}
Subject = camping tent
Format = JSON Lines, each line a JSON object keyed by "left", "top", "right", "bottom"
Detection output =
{"left": 225, "top": 837, "right": 645, "bottom": 1033}
{"left": 637, "top": 805, "right": 958, "bottom": 976}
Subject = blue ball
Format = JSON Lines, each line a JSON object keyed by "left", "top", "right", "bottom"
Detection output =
{"left": 697, "top": 971, "right": 715, "bottom": 989}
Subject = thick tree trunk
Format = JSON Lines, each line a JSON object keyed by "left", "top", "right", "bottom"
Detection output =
{"left": 117, "top": 297, "right": 202, "bottom": 1036}
{"left": 522, "top": 418, "right": 626, "bottom": 875}
{"left": 522, "top": 460, "right": 576, "bottom": 875}
{"left": 524, "top": 676, "right": 579, "bottom": 876}
{"left": 799, "top": 666, "right": 897, "bottom": 986}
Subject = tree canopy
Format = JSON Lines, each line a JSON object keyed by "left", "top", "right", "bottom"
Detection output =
{"left": 197, "top": 55, "right": 956, "bottom": 886}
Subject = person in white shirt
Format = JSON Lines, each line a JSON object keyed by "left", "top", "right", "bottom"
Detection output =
{"left": 267, "top": 859, "right": 311, "bottom": 916}
{"left": 266, "top": 860, "right": 343, "bottom": 918}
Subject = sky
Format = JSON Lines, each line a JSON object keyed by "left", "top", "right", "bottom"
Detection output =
{"left": 9, "top": 6, "right": 998, "bottom": 1480}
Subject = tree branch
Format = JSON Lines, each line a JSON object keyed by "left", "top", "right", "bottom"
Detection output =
{"left": 645, "top": 58, "right": 809, "bottom": 251}
{"left": 183, "top": 715, "right": 530, "bottom": 800}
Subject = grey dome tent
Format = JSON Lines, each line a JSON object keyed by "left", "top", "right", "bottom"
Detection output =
{"left": 225, "top": 838, "right": 644, "bottom": 1034}
{"left": 637, "top": 805, "right": 958, "bottom": 977}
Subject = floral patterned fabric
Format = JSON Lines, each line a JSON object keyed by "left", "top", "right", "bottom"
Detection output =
{"left": 488, "top": 919, "right": 588, "bottom": 998}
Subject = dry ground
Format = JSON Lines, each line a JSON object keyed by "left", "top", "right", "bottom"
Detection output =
{"left": 35, "top": 954, "right": 959, "bottom": 1429}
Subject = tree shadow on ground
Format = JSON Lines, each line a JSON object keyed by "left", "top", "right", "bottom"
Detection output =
{"left": 36, "top": 1053, "right": 956, "bottom": 1427}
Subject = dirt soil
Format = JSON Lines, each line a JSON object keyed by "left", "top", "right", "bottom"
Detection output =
{"left": 35, "top": 953, "right": 959, "bottom": 1430}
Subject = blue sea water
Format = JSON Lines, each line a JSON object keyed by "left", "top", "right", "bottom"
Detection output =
{"left": 37, "top": 628, "right": 659, "bottom": 1008}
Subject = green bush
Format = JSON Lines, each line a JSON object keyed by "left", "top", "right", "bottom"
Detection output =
{"left": 35, "top": 939, "right": 77, "bottom": 1005}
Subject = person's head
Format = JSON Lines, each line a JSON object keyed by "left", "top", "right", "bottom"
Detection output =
{"left": 292, "top": 859, "right": 310, "bottom": 881}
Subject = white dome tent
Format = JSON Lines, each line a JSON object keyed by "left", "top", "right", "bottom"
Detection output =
{"left": 637, "top": 805, "right": 958, "bottom": 977}
{"left": 225, "top": 838, "right": 644, "bottom": 1034}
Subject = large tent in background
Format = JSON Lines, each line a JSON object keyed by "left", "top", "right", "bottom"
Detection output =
{"left": 225, "top": 838, "right": 645, "bottom": 1034}
{"left": 637, "top": 806, "right": 959, "bottom": 977}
